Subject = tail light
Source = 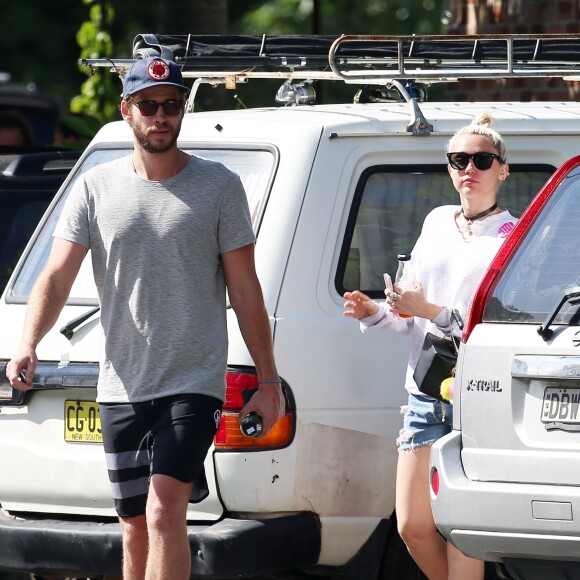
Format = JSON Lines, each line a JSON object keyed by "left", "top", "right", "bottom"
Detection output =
{"left": 462, "top": 157, "right": 580, "bottom": 342}
{"left": 214, "top": 369, "right": 294, "bottom": 450}
{"left": 431, "top": 468, "right": 440, "bottom": 496}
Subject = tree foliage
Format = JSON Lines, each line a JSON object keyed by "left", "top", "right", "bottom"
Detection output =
{"left": 2, "top": 0, "right": 445, "bottom": 122}
{"left": 230, "top": 0, "right": 444, "bottom": 106}
{"left": 236, "top": 0, "right": 443, "bottom": 35}
{"left": 73, "top": 0, "right": 119, "bottom": 123}
{"left": 1, "top": 2, "right": 86, "bottom": 105}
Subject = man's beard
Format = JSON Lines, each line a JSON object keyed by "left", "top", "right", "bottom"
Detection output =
{"left": 133, "top": 122, "right": 180, "bottom": 153}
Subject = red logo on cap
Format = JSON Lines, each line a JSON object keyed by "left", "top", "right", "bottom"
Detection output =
{"left": 148, "top": 59, "right": 171, "bottom": 81}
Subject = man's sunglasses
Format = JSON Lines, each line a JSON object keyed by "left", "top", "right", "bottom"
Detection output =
{"left": 447, "top": 151, "right": 504, "bottom": 171}
{"left": 132, "top": 99, "right": 184, "bottom": 117}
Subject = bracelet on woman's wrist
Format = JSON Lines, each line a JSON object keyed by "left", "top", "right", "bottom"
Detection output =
{"left": 442, "top": 305, "right": 451, "bottom": 328}
{"left": 258, "top": 378, "right": 282, "bottom": 384}
{"left": 431, "top": 305, "right": 451, "bottom": 328}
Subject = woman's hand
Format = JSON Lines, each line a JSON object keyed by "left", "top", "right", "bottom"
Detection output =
{"left": 343, "top": 290, "right": 379, "bottom": 320}
{"left": 387, "top": 281, "right": 441, "bottom": 320}
{"left": 386, "top": 281, "right": 421, "bottom": 317}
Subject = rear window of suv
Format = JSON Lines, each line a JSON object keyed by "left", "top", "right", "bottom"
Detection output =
{"left": 9, "top": 146, "right": 276, "bottom": 303}
{"left": 484, "top": 162, "right": 580, "bottom": 325}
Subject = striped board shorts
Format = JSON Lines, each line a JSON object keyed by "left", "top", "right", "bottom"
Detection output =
{"left": 99, "top": 393, "right": 222, "bottom": 518}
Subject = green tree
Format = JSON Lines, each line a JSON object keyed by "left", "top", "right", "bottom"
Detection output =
{"left": 72, "top": 0, "right": 119, "bottom": 123}
{"left": 2, "top": 1, "right": 446, "bottom": 120}
{"left": 159, "top": 0, "right": 227, "bottom": 33}
{"left": 74, "top": 0, "right": 229, "bottom": 115}
{"left": 1, "top": 2, "right": 87, "bottom": 106}
{"left": 228, "top": 0, "right": 445, "bottom": 106}
{"left": 157, "top": 0, "right": 229, "bottom": 110}
{"left": 236, "top": 0, "right": 443, "bottom": 35}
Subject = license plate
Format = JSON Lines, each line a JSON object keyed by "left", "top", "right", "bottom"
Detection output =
{"left": 542, "top": 387, "right": 580, "bottom": 427}
{"left": 64, "top": 400, "right": 103, "bottom": 443}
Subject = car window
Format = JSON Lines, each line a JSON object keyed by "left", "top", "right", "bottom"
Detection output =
{"left": 9, "top": 147, "right": 276, "bottom": 303}
{"left": 0, "top": 201, "right": 50, "bottom": 293}
{"left": 9, "top": 149, "right": 129, "bottom": 304}
{"left": 338, "top": 164, "right": 554, "bottom": 298}
{"left": 484, "top": 166, "right": 580, "bottom": 324}
{"left": 194, "top": 149, "right": 276, "bottom": 227}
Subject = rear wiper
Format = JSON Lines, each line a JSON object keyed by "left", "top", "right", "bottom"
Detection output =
{"left": 537, "top": 286, "right": 580, "bottom": 341}
{"left": 60, "top": 306, "right": 100, "bottom": 340}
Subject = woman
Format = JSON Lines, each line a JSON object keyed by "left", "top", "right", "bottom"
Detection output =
{"left": 343, "top": 113, "right": 516, "bottom": 580}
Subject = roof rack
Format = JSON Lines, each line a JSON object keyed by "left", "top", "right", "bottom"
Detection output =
{"left": 80, "top": 33, "right": 580, "bottom": 135}
{"left": 330, "top": 33, "right": 580, "bottom": 81}
{"left": 82, "top": 33, "right": 580, "bottom": 81}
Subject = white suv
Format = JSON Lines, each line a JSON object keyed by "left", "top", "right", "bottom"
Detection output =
{"left": 431, "top": 155, "right": 580, "bottom": 579}
{"left": 1, "top": 33, "right": 580, "bottom": 579}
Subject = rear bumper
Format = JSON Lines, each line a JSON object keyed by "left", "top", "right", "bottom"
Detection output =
{"left": 0, "top": 512, "right": 321, "bottom": 577}
{"left": 430, "top": 431, "right": 580, "bottom": 563}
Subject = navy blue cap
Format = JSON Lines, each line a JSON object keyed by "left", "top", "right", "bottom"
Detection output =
{"left": 122, "top": 57, "right": 189, "bottom": 98}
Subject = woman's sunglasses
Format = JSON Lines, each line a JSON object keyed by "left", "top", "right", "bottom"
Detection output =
{"left": 132, "top": 99, "right": 184, "bottom": 117}
{"left": 447, "top": 151, "right": 504, "bottom": 171}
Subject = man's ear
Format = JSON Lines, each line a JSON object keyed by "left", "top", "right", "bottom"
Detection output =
{"left": 120, "top": 100, "right": 131, "bottom": 122}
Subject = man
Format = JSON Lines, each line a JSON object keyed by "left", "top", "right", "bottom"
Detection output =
{"left": 5, "top": 57, "right": 284, "bottom": 580}
{"left": 0, "top": 110, "right": 34, "bottom": 146}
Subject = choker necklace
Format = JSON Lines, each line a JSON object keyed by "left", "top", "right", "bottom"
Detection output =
{"left": 460, "top": 203, "right": 499, "bottom": 237}
{"left": 462, "top": 203, "right": 498, "bottom": 222}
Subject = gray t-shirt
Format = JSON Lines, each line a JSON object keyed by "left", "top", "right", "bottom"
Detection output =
{"left": 54, "top": 154, "right": 255, "bottom": 403}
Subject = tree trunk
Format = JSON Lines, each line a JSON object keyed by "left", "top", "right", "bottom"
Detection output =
{"left": 158, "top": 0, "right": 227, "bottom": 34}
{"left": 158, "top": 0, "right": 228, "bottom": 111}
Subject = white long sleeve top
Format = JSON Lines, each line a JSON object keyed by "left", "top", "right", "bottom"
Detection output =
{"left": 360, "top": 205, "right": 516, "bottom": 395}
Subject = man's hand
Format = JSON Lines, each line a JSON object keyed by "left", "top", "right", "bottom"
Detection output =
{"left": 6, "top": 347, "right": 38, "bottom": 391}
{"left": 239, "top": 382, "right": 285, "bottom": 438}
{"left": 5, "top": 238, "right": 88, "bottom": 393}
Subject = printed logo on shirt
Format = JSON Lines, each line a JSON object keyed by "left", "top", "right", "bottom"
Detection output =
{"left": 214, "top": 410, "right": 222, "bottom": 430}
{"left": 499, "top": 221, "right": 515, "bottom": 238}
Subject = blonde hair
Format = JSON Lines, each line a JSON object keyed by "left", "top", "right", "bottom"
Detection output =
{"left": 447, "top": 112, "right": 507, "bottom": 162}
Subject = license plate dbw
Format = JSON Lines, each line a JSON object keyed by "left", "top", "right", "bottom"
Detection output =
{"left": 542, "top": 387, "right": 580, "bottom": 430}
{"left": 64, "top": 400, "right": 103, "bottom": 443}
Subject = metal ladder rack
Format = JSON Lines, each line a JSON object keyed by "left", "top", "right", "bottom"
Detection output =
{"left": 79, "top": 32, "right": 580, "bottom": 135}
{"left": 81, "top": 33, "right": 580, "bottom": 82}
{"left": 328, "top": 34, "right": 580, "bottom": 82}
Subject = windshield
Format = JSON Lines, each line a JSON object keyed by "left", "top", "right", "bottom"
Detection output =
{"left": 10, "top": 146, "right": 276, "bottom": 303}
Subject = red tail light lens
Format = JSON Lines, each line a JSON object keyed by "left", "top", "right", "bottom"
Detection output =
{"left": 214, "top": 369, "right": 294, "bottom": 450}
{"left": 431, "top": 468, "right": 440, "bottom": 496}
{"left": 223, "top": 371, "right": 259, "bottom": 409}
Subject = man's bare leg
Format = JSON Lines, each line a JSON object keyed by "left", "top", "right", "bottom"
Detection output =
{"left": 144, "top": 473, "right": 194, "bottom": 580}
{"left": 119, "top": 513, "right": 148, "bottom": 580}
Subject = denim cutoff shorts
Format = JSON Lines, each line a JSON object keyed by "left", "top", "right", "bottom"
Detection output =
{"left": 397, "top": 392, "right": 453, "bottom": 451}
